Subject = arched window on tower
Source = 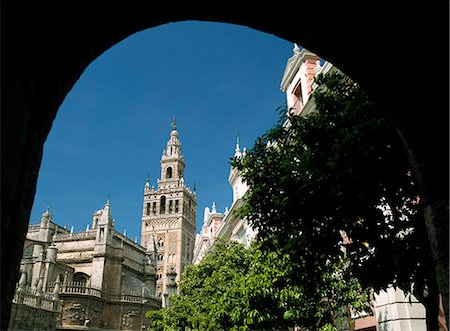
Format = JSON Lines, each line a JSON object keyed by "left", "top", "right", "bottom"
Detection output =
{"left": 169, "top": 200, "right": 173, "bottom": 213}
{"left": 146, "top": 203, "right": 150, "bottom": 216}
{"left": 160, "top": 196, "right": 166, "bottom": 214}
{"left": 158, "top": 239, "right": 164, "bottom": 248}
{"left": 152, "top": 202, "right": 157, "bottom": 215}
{"left": 175, "top": 200, "right": 179, "bottom": 213}
{"left": 166, "top": 167, "right": 173, "bottom": 179}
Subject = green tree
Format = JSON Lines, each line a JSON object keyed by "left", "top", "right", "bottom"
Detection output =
{"left": 146, "top": 239, "right": 371, "bottom": 330}
{"left": 232, "top": 72, "right": 440, "bottom": 329}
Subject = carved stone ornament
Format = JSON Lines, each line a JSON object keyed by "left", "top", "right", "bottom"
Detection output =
{"left": 63, "top": 302, "right": 86, "bottom": 324}
{"left": 122, "top": 310, "right": 139, "bottom": 327}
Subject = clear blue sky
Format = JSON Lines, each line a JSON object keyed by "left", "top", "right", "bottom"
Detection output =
{"left": 29, "top": 21, "right": 296, "bottom": 242}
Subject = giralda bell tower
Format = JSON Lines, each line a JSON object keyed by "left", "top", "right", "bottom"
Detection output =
{"left": 141, "top": 119, "right": 197, "bottom": 297}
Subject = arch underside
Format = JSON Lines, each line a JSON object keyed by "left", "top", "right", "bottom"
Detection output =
{"left": 2, "top": 1, "right": 448, "bottom": 328}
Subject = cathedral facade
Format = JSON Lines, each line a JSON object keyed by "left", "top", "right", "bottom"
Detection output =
{"left": 9, "top": 122, "right": 197, "bottom": 330}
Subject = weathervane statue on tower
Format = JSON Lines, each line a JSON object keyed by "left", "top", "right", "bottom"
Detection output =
{"left": 170, "top": 116, "right": 177, "bottom": 130}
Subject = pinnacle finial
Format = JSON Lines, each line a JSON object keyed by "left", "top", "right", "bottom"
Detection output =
{"left": 42, "top": 206, "right": 52, "bottom": 222}
{"left": 43, "top": 206, "right": 51, "bottom": 216}
{"left": 170, "top": 116, "right": 177, "bottom": 130}
{"left": 293, "top": 43, "right": 301, "bottom": 54}
{"left": 234, "top": 134, "right": 242, "bottom": 157}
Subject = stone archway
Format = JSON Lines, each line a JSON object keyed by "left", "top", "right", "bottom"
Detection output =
{"left": 2, "top": 1, "right": 448, "bottom": 328}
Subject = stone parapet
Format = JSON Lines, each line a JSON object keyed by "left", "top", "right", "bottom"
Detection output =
{"left": 55, "top": 231, "right": 96, "bottom": 241}
{"left": 12, "top": 285, "right": 60, "bottom": 312}
{"left": 9, "top": 302, "right": 60, "bottom": 331}
{"left": 28, "top": 224, "right": 41, "bottom": 232}
{"left": 59, "top": 293, "right": 161, "bottom": 330}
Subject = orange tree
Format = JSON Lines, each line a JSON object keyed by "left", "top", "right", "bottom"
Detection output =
{"left": 146, "top": 239, "right": 370, "bottom": 330}
{"left": 232, "top": 72, "right": 439, "bottom": 330}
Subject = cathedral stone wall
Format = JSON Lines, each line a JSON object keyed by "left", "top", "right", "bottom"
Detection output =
{"left": 67, "top": 263, "right": 89, "bottom": 279}
{"left": 9, "top": 302, "right": 59, "bottom": 331}
{"left": 121, "top": 243, "right": 146, "bottom": 271}
{"left": 11, "top": 188, "right": 161, "bottom": 331}
{"left": 60, "top": 294, "right": 159, "bottom": 330}
{"left": 103, "top": 257, "right": 122, "bottom": 295}
{"left": 55, "top": 238, "right": 96, "bottom": 264}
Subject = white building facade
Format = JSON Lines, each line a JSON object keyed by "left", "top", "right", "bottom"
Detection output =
{"left": 193, "top": 138, "right": 257, "bottom": 265}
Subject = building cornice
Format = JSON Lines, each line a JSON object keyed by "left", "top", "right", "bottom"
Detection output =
{"left": 215, "top": 198, "right": 244, "bottom": 240}
{"left": 280, "top": 48, "right": 320, "bottom": 92}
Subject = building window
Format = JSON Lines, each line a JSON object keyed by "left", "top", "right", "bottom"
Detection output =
{"left": 175, "top": 200, "right": 179, "bottom": 213}
{"left": 169, "top": 200, "right": 173, "bottom": 213}
{"left": 158, "top": 239, "right": 164, "bottom": 248}
{"left": 160, "top": 196, "right": 166, "bottom": 214}
{"left": 166, "top": 167, "right": 173, "bottom": 179}
{"left": 23, "top": 245, "right": 34, "bottom": 258}
{"left": 291, "top": 80, "right": 303, "bottom": 115}
{"left": 146, "top": 203, "right": 150, "bottom": 216}
{"left": 152, "top": 202, "right": 156, "bottom": 215}
{"left": 157, "top": 254, "right": 163, "bottom": 261}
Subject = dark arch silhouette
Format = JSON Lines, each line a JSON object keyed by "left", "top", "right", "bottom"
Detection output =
{"left": 2, "top": 1, "right": 448, "bottom": 328}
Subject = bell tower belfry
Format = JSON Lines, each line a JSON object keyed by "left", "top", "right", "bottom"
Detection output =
{"left": 160, "top": 118, "right": 185, "bottom": 184}
{"left": 140, "top": 119, "right": 197, "bottom": 298}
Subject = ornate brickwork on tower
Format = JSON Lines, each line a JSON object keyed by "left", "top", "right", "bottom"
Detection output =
{"left": 140, "top": 120, "right": 197, "bottom": 297}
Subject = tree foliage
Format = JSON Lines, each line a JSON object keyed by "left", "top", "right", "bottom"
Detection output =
{"left": 232, "top": 72, "right": 437, "bottom": 325}
{"left": 146, "top": 239, "right": 371, "bottom": 330}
